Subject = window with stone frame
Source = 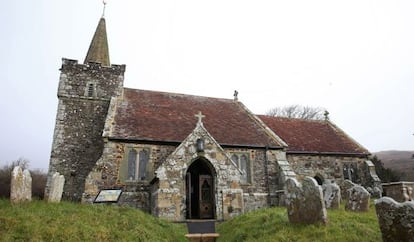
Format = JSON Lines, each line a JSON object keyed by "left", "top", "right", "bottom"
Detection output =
{"left": 85, "top": 82, "right": 96, "bottom": 98}
{"left": 124, "top": 148, "right": 150, "bottom": 181}
{"left": 231, "top": 153, "right": 252, "bottom": 184}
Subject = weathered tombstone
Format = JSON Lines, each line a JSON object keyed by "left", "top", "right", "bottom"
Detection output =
{"left": 366, "top": 186, "right": 382, "bottom": 199}
{"left": 375, "top": 197, "right": 414, "bottom": 242}
{"left": 345, "top": 185, "right": 370, "bottom": 212}
{"left": 47, "top": 172, "right": 65, "bottom": 202}
{"left": 10, "top": 166, "right": 32, "bottom": 203}
{"left": 322, "top": 181, "right": 341, "bottom": 209}
{"left": 340, "top": 179, "right": 355, "bottom": 202}
{"left": 285, "top": 177, "right": 328, "bottom": 224}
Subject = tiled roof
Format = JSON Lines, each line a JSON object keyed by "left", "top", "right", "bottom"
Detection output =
{"left": 110, "top": 88, "right": 283, "bottom": 147}
{"left": 258, "top": 115, "right": 369, "bottom": 155}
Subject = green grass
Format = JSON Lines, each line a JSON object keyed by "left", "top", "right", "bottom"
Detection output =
{"left": 0, "top": 200, "right": 382, "bottom": 242}
{"left": 0, "top": 199, "right": 186, "bottom": 242}
{"left": 217, "top": 203, "right": 381, "bottom": 242}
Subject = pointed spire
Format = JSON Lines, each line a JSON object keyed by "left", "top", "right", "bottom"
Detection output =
{"left": 84, "top": 17, "right": 110, "bottom": 66}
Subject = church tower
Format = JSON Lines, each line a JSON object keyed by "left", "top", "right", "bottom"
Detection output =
{"left": 45, "top": 16, "right": 126, "bottom": 201}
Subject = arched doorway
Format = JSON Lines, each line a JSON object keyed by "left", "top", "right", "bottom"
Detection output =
{"left": 186, "top": 158, "right": 216, "bottom": 219}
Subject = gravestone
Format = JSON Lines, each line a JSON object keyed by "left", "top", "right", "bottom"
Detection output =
{"left": 345, "top": 185, "right": 370, "bottom": 212}
{"left": 340, "top": 179, "right": 355, "bottom": 201}
{"left": 10, "top": 166, "right": 32, "bottom": 203}
{"left": 47, "top": 172, "right": 65, "bottom": 202}
{"left": 375, "top": 197, "right": 414, "bottom": 242}
{"left": 285, "top": 177, "right": 328, "bottom": 224}
{"left": 322, "top": 181, "right": 341, "bottom": 209}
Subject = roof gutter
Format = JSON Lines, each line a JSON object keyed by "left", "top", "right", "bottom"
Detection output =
{"left": 106, "top": 137, "right": 283, "bottom": 150}
{"left": 287, "top": 150, "right": 370, "bottom": 158}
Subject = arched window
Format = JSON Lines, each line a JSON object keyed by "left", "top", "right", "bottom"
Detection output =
{"left": 231, "top": 154, "right": 239, "bottom": 166}
{"left": 240, "top": 155, "right": 248, "bottom": 183}
{"left": 230, "top": 153, "right": 251, "bottom": 184}
{"left": 138, "top": 150, "right": 149, "bottom": 180}
{"left": 127, "top": 150, "right": 137, "bottom": 180}
{"left": 124, "top": 148, "right": 151, "bottom": 182}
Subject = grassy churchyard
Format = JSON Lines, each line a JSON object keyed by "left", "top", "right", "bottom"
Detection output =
{"left": 0, "top": 199, "right": 381, "bottom": 242}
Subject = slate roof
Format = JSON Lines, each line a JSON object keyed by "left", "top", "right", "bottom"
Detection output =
{"left": 258, "top": 115, "right": 369, "bottom": 155}
{"left": 110, "top": 88, "right": 283, "bottom": 148}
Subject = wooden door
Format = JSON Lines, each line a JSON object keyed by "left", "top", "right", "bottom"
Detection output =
{"left": 199, "top": 175, "right": 214, "bottom": 219}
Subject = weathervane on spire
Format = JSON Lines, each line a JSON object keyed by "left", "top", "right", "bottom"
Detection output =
{"left": 102, "top": 0, "right": 108, "bottom": 18}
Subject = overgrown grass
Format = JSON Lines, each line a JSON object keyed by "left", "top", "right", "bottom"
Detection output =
{"left": 0, "top": 200, "right": 382, "bottom": 242}
{"left": 0, "top": 199, "right": 186, "bottom": 242}
{"left": 217, "top": 203, "right": 381, "bottom": 242}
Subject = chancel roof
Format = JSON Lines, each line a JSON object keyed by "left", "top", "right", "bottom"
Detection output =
{"left": 110, "top": 88, "right": 283, "bottom": 148}
{"left": 258, "top": 115, "right": 369, "bottom": 155}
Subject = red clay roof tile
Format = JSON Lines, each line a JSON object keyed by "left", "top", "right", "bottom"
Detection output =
{"left": 258, "top": 115, "right": 369, "bottom": 155}
{"left": 110, "top": 88, "right": 282, "bottom": 147}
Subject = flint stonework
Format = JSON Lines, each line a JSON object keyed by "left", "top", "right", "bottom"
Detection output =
{"left": 345, "top": 185, "right": 370, "bottom": 212}
{"left": 10, "top": 166, "right": 32, "bottom": 203}
{"left": 322, "top": 181, "right": 341, "bottom": 209}
{"left": 47, "top": 172, "right": 65, "bottom": 202}
{"left": 285, "top": 177, "right": 327, "bottom": 224}
{"left": 375, "top": 197, "right": 414, "bottom": 242}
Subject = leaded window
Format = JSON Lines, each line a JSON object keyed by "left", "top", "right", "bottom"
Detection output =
{"left": 126, "top": 148, "right": 149, "bottom": 181}
{"left": 231, "top": 153, "right": 252, "bottom": 184}
{"left": 127, "top": 150, "right": 137, "bottom": 180}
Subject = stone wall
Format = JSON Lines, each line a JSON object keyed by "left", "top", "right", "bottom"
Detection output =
{"left": 287, "top": 154, "right": 368, "bottom": 185}
{"left": 382, "top": 182, "right": 414, "bottom": 202}
{"left": 82, "top": 140, "right": 177, "bottom": 211}
{"left": 153, "top": 123, "right": 244, "bottom": 221}
{"left": 46, "top": 59, "right": 125, "bottom": 202}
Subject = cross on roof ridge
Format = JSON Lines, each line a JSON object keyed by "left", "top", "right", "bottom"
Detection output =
{"left": 195, "top": 111, "right": 205, "bottom": 125}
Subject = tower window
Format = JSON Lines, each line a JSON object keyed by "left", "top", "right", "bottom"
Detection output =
{"left": 87, "top": 83, "right": 95, "bottom": 97}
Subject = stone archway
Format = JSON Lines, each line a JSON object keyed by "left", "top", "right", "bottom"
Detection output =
{"left": 186, "top": 158, "right": 216, "bottom": 219}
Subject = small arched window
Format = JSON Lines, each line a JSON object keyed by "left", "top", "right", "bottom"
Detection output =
{"left": 127, "top": 150, "right": 137, "bottom": 180}
{"left": 125, "top": 148, "right": 150, "bottom": 182}
{"left": 138, "top": 150, "right": 149, "bottom": 180}
{"left": 231, "top": 154, "right": 239, "bottom": 166}
{"left": 240, "top": 155, "right": 249, "bottom": 183}
{"left": 230, "top": 153, "right": 251, "bottom": 184}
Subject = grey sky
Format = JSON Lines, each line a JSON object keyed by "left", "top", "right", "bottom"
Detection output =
{"left": 1, "top": 1, "right": 413, "bottom": 170}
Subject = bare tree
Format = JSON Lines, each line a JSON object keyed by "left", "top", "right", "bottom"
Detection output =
{"left": 266, "top": 105, "right": 327, "bottom": 120}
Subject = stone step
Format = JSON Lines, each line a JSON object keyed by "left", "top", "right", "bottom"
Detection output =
{"left": 186, "top": 220, "right": 217, "bottom": 234}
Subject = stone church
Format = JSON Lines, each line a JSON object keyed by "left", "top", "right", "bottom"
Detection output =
{"left": 45, "top": 16, "right": 381, "bottom": 221}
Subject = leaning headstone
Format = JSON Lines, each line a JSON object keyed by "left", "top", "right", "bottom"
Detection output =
{"left": 285, "top": 177, "right": 328, "bottom": 224}
{"left": 10, "top": 166, "right": 32, "bottom": 203}
{"left": 345, "top": 185, "right": 370, "bottom": 212}
{"left": 322, "top": 181, "right": 341, "bottom": 209}
{"left": 375, "top": 197, "right": 414, "bottom": 242}
{"left": 47, "top": 172, "right": 65, "bottom": 202}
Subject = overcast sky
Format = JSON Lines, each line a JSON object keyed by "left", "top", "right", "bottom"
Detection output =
{"left": 1, "top": 0, "right": 413, "bottom": 170}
